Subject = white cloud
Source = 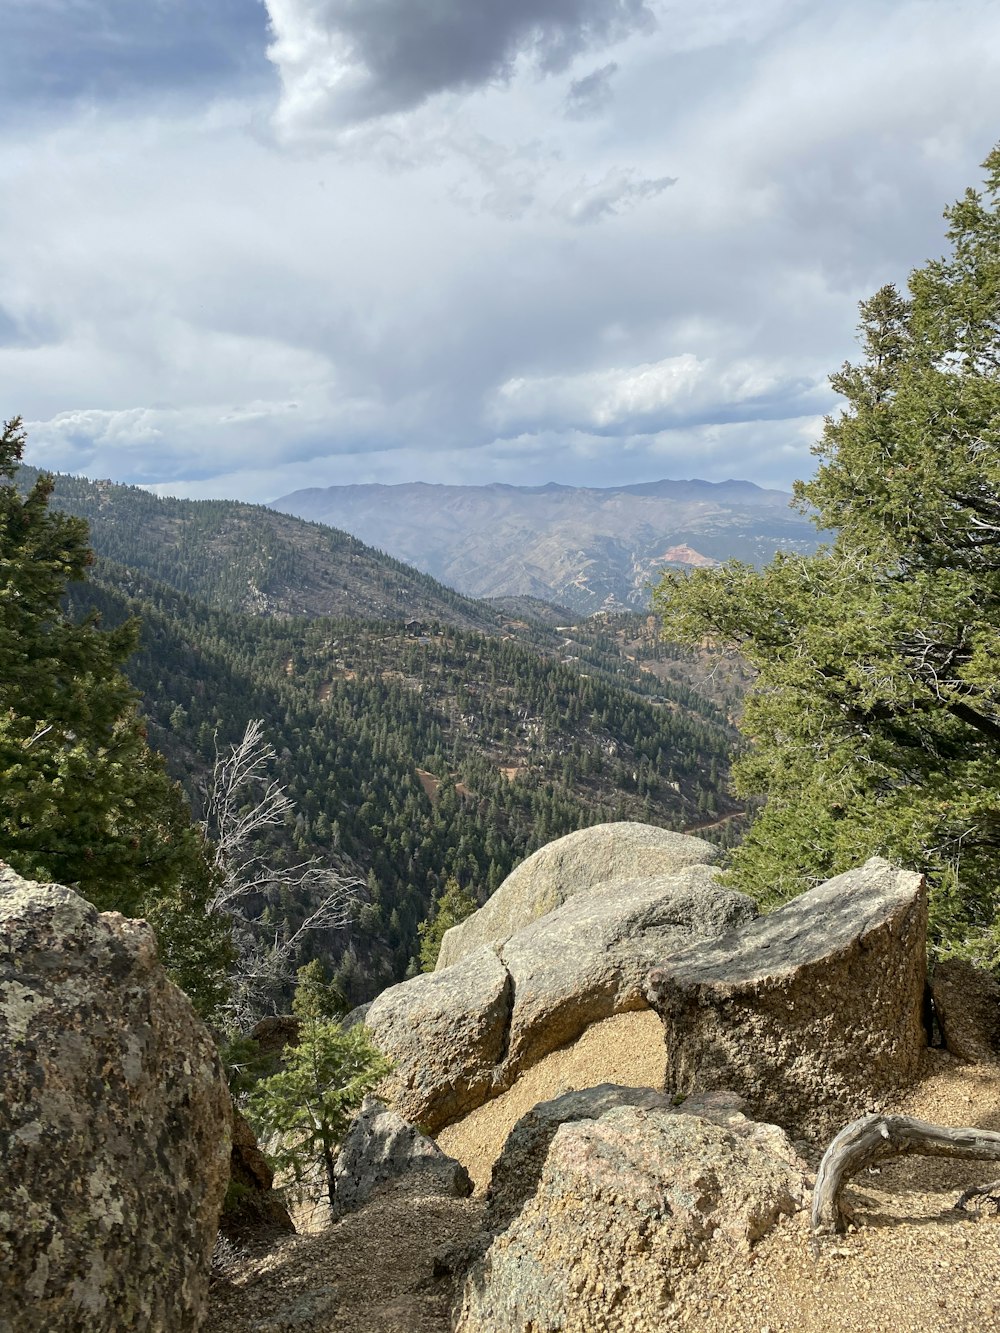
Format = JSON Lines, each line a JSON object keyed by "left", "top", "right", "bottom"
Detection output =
{"left": 3, "top": 0, "right": 1000, "bottom": 505}
{"left": 492, "top": 354, "right": 824, "bottom": 432}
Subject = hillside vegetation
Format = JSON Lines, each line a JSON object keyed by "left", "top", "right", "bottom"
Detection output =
{"left": 65, "top": 538, "right": 738, "bottom": 1003}
{"left": 18, "top": 466, "right": 502, "bottom": 629}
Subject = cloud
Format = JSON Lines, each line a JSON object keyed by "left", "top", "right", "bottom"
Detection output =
{"left": 264, "top": 0, "right": 654, "bottom": 134}
{"left": 563, "top": 60, "right": 618, "bottom": 117}
{"left": 552, "top": 166, "right": 676, "bottom": 223}
{"left": 5, "top": 0, "right": 1000, "bottom": 510}
{"left": 491, "top": 354, "right": 827, "bottom": 435}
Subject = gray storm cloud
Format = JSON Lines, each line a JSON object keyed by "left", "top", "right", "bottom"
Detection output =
{"left": 5, "top": 0, "right": 1000, "bottom": 503}
{"left": 265, "top": 0, "right": 654, "bottom": 131}
{"left": 564, "top": 61, "right": 619, "bottom": 117}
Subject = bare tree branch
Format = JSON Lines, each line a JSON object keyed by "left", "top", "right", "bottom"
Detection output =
{"left": 812, "top": 1113, "right": 1000, "bottom": 1235}
{"left": 202, "top": 720, "right": 362, "bottom": 1030}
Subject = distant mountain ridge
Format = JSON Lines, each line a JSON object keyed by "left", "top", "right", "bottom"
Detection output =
{"left": 270, "top": 477, "right": 824, "bottom": 614}
{"left": 16, "top": 467, "right": 503, "bottom": 631}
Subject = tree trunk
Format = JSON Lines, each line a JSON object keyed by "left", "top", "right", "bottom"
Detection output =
{"left": 812, "top": 1113, "right": 1000, "bottom": 1234}
{"left": 323, "top": 1139, "right": 337, "bottom": 1215}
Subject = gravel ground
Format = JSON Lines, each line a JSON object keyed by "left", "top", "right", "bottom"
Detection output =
{"left": 207, "top": 1019, "right": 1000, "bottom": 1332}
{"left": 206, "top": 1187, "right": 484, "bottom": 1333}
{"left": 673, "top": 1050, "right": 1000, "bottom": 1332}
{"left": 437, "top": 1009, "right": 665, "bottom": 1190}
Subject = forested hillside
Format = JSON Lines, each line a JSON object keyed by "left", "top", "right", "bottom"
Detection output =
{"left": 18, "top": 466, "right": 502, "bottom": 629}
{"left": 71, "top": 556, "right": 740, "bottom": 1003}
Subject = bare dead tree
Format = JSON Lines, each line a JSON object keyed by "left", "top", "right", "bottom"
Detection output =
{"left": 812, "top": 1113, "right": 1000, "bottom": 1235}
{"left": 203, "top": 720, "right": 361, "bottom": 1031}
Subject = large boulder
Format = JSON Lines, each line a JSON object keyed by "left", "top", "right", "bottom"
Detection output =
{"left": 646, "top": 857, "right": 928, "bottom": 1140}
{"left": 364, "top": 945, "right": 513, "bottom": 1133}
{"left": 929, "top": 959, "right": 1000, "bottom": 1063}
{"left": 501, "top": 866, "right": 757, "bottom": 1071}
{"left": 367, "top": 868, "right": 755, "bottom": 1133}
{"left": 436, "top": 822, "right": 717, "bottom": 969}
{"left": 332, "top": 1097, "right": 472, "bottom": 1218}
{"left": 0, "top": 868, "right": 232, "bottom": 1333}
{"left": 454, "top": 1085, "right": 809, "bottom": 1333}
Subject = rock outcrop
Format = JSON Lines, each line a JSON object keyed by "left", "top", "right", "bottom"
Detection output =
{"left": 365, "top": 858, "right": 754, "bottom": 1133}
{"left": 333, "top": 1097, "right": 472, "bottom": 1218}
{"left": 222, "top": 1108, "right": 295, "bottom": 1238}
{"left": 365, "top": 945, "right": 514, "bottom": 1134}
{"left": 454, "top": 1084, "right": 809, "bottom": 1333}
{"left": 646, "top": 857, "right": 928, "bottom": 1140}
{"left": 0, "top": 868, "right": 232, "bottom": 1333}
{"left": 501, "top": 865, "right": 757, "bottom": 1071}
{"left": 929, "top": 959, "right": 1000, "bottom": 1063}
{"left": 436, "top": 822, "right": 718, "bottom": 969}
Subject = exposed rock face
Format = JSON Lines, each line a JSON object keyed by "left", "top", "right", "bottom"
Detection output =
{"left": 0, "top": 868, "right": 231, "bottom": 1333}
{"left": 929, "top": 960, "right": 1000, "bottom": 1063}
{"left": 480, "top": 1084, "right": 676, "bottom": 1235}
{"left": 437, "top": 823, "right": 718, "bottom": 969}
{"left": 249, "top": 1013, "right": 301, "bottom": 1065}
{"left": 364, "top": 945, "right": 513, "bottom": 1134}
{"left": 366, "top": 865, "right": 754, "bottom": 1133}
{"left": 222, "top": 1109, "right": 295, "bottom": 1238}
{"left": 454, "top": 1085, "right": 809, "bottom": 1333}
{"left": 502, "top": 866, "right": 757, "bottom": 1071}
{"left": 333, "top": 1097, "right": 472, "bottom": 1218}
{"left": 646, "top": 857, "right": 928, "bottom": 1140}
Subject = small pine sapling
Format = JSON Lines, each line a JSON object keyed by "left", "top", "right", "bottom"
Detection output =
{"left": 247, "top": 960, "right": 392, "bottom": 1214}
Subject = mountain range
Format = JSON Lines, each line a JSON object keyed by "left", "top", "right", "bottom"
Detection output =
{"left": 24, "top": 465, "right": 745, "bottom": 998}
{"left": 270, "top": 478, "right": 825, "bottom": 614}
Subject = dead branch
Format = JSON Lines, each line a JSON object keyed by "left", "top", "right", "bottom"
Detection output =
{"left": 203, "top": 720, "right": 362, "bottom": 1030}
{"left": 812, "top": 1113, "right": 1000, "bottom": 1234}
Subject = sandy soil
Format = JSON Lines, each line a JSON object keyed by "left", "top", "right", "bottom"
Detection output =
{"left": 207, "top": 1017, "right": 1000, "bottom": 1333}
{"left": 437, "top": 1009, "right": 665, "bottom": 1190}
{"left": 206, "top": 1187, "right": 484, "bottom": 1333}
{"left": 673, "top": 1051, "right": 1000, "bottom": 1333}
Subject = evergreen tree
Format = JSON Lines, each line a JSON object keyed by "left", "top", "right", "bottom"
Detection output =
{"left": 0, "top": 417, "right": 228, "bottom": 1012}
{"left": 654, "top": 147, "right": 1000, "bottom": 963}
{"left": 247, "top": 960, "right": 391, "bottom": 1213}
{"left": 417, "top": 875, "right": 477, "bottom": 971}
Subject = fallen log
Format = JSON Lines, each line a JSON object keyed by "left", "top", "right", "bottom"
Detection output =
{"left": 812, "top": 1113, "right": 1000, "bottom": 1233}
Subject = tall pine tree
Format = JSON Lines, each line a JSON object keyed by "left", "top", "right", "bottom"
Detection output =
{"left": 654, "top": 147, "right": 1000, "bottom": 963}
{"left": 0, "top": 417, "right": 229, "bottom": 1012}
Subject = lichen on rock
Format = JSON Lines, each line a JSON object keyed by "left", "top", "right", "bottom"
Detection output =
{"left": 0, "top": 866, "right": 232, "bottom": 1333}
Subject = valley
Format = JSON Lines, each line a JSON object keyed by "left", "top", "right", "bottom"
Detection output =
{"left": 41, "top": 467, "right": 749, "bottom": 1004}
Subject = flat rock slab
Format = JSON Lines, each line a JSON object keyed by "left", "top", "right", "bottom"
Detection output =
{"left": 454, "top": 1085, "right": 809, "bottom": 1333}
{"left": 501, "top": 866, "right": 757, "bottom": 1073}
{"left": 646, "top": 857, "right": 928, "bottom": 1140}
{"left": 0, "top": 869, "right": 231, "bottom": 1333}
{"left": 437, "top": 822, "right": 717, "bottom": 970}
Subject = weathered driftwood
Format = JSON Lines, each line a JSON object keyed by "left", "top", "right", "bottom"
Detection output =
{"left": 812, "top": 1113, "right": 1000, "bottom": 1233}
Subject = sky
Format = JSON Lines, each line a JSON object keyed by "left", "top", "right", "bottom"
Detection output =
{"left": 2, "top": 0, "right": 999, "bottom": 502}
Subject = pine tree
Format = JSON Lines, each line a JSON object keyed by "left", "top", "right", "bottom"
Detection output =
{"left": 0, "top": 417, "right": 229, "bottom": 1012}
{"left": 247, "top": 961, "right": 391, "bottom": 1213}
{"left": 654, "top": 147, "right": 1000, "bottom": 963}
{"left": 417, "top": 875, "right": 477, "bottom": 971}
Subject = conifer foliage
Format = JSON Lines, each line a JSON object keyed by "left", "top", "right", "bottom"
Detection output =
{"left": 417, "top": 875, "right": 477, "bottom": 972}
{"left": 0, "top": 418, "right": 228, "bottom": 1010}
{"left": 247, "top": 960, "right": 391, "bottom": 1213}
{"left": 654, "top": 148, "right": 1000, "bottom": 962}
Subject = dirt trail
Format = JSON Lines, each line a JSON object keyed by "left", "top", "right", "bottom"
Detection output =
{"left": 208, "top": 1033, "right": 1000, "bottom": 1333}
